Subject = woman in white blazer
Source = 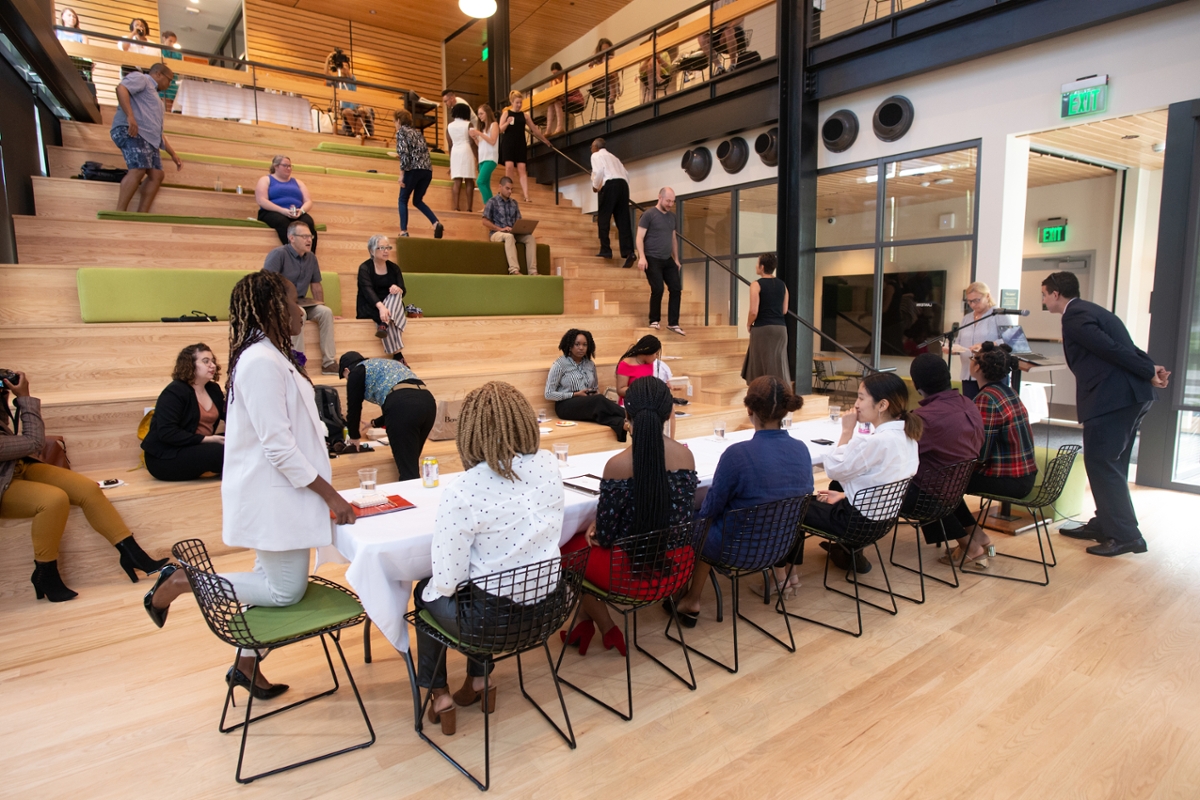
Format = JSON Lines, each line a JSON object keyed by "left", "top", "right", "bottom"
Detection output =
{"left": 144, "top": 272, "right": 355, "bottom": 699}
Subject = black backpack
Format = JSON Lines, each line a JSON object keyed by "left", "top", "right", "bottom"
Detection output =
{"left": 313, "top": 386, "right": 346, "bottom": 444}
{"left": 79, "top": 161, "right": 128, "bottom": 183}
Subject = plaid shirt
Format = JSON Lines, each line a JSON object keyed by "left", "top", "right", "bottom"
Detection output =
{"left": 975, "top": 382, "right": 1037, "bottom": 478}
{"left": 394, "top": 126, "right": 431, "bottom": 171}
{"left": 482, "top": 195, "right": 521, "bottom": 230}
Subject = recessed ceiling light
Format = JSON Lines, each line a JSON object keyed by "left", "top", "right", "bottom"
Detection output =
{"left": 188, "top": 0, "right": 199, "bottom": 4}
{"left": 369, "top": 9, "right": 377, "bottom": 13}
{"left": 185, "top": 7, "right": 199, "bottom": 13}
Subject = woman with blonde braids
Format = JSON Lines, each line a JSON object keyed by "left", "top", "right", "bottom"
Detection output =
{"left": 413, "top": 381, "right": 565, "bottom": 735}
{"left": 145, "top": 272, "right": 355, "bottom": 700}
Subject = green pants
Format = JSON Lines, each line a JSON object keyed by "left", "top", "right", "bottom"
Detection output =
{"left": 477, "top": 160, "right": 497, "bottom": 203}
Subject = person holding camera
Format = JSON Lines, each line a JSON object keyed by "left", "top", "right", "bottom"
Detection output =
{"left": 1, "top": 371, "right": 168, "bottom": 602}
{"left": 141, "top": 344, "right": 226, "bottom": 482}
{"left": 544, "top": 329, "right": 627, "bottom": 441}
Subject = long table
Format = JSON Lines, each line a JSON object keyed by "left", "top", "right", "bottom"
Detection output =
{"left": 320, "top": 418, "right": 844, "bottom": 652}
{"left": 175, "top": 79, "right": 314, "bottom": 131}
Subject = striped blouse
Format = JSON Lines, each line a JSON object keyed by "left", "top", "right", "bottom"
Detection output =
{"left": 544, "top": 356, "right": 599, "bottom": 401}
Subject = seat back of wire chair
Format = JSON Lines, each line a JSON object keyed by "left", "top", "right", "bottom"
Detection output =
{"left": 819, "top": 478, "right": 913, "bottom": 550}
{"left": 452, "top": 548, "right": 590, "bottom": 658}
{"left": 710, "top": 495, "right": 810, "bottom": 574}
{"left": 602, "top": 518, "right": 709, "bottom": 606}
{"left": 903, "top": 459, "right": 979, "bottom": 526}
{"left": 1022, "top": 444, "right": 1081, "bottom": 509}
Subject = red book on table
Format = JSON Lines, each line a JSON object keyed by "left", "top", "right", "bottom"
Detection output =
{"left": 332, "top": 494, "right": 415, "bottom": 519}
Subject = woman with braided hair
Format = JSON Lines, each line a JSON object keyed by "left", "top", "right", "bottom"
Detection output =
{"left": 560, "top": 377, "right": 697, "bottom": 657}
{"left": 413, "top": 381, "right": 565, "bottom": 735}
{"left": 144, "top": 272, "right": 355, "bottom": 700}
{"left": 614, "top": 334, "right": 661, "bottom": 405}
{"left": 545, "top": 328, "right": 627, "bottom": 441}
{"left": 668, "top": 377, "right": 813, "bottom": 623}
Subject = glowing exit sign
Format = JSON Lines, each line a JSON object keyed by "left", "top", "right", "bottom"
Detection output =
{"left": 1038, "top": 217, "right": 1068, "bottom": 244}
{"left": 1061, "top": 74, "right": 1108, "bottom": 118}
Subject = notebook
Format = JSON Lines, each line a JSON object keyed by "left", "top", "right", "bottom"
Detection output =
{"left": 332, "top": 494, "right": 415, "bottom": 519}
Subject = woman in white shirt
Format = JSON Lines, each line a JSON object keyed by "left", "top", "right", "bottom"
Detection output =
{"left": 414, "top": 381, "right": 564, "bottom": 735}
{"left": 447, "top": 103, "right": 476, "bottom": 212}
{"left": 802, "top": 372, "right": 921, "bottom": 574}
{"left": 469, "top": 104, "right": 500, "bottom": 204}
{"left": 144, "top": 272, "right": 356, "bottom": 700}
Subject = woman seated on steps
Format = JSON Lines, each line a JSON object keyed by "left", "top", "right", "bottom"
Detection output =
{"left": 614, "top": 334, "right": 661, "bottom": 406}
{"left": 545, "top": 328, "right": 627, "bottom": 442}
{"left": 0, "top": 372, "right": 168, "bottom": 603}
{"left": 559, "top": 377, "right": 698, "bottom": 656}
{"left": 355, "top": 234, "right": 407, "bottom": 358}
{"left": 142, "top": 343, "right": 226, "bottom": 482}
{"left": 414, "top": 381, "right": 565, "bottom": 735}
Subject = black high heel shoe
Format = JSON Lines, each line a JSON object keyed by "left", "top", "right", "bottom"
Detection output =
{"left": 31, "top": 560, "right": 78, "bottom": 603}
{"left": 114, "top": 536, "right": 169, "bottom": 583}
{"left": 226, "top": 666, "right": 289, "bottom": 701}
{"left": 143, "top": 564, "right": 178, "bottom": 628}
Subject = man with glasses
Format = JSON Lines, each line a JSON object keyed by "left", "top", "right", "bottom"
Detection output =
{"left": 1041, "top": 271, "right": 1170, "bottom": 557}
{"left": 263, "top": 222, "right": 338, "bottom": 375}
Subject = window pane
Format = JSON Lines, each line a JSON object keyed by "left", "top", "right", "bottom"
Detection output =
{"left": 1173, "top": 411, "right": 1200, "bottom": 486}
{"left": 738, "top": 183, "right": 777, "bottom": 254}
{"left": 815, "top": 249, "right": 876, "bottom": 370}
{"left": 816, "top": 165, "right": 878, "bottom": 248}
{"left": 682, "top": 192, "right": 732, "bottom": 259}
{"left": 878, "top": 240, "right": 975, "bottom": 373}
{"left": 883, "top": 148, "right": 977, "bottom": 242}
{"left": 1185, "top": 240, "right": 1200, "bottom": 406}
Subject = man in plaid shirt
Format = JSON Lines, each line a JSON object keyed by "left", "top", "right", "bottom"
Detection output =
{"left": 481, "top": 177, "right": 537, "bottom": 275}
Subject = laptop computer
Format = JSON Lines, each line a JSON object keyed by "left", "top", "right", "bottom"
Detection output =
{"left": 510, "top": 218, "right": 538, "bottom": 235}
{"left": 998, "top": 325, "right": 1049, "bottom": 362}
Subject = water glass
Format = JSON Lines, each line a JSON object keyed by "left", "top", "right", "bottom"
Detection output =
{"left": 781, "top": 413, "right": 793, "bottom": 430}
{"left": 553, "top": 443, "right": 569, "bottom": 464}
{"left": 537, "top": 408, "right": 548, "bottom": 424}
{"left": 358, "top": 468, "right": 377, "bottom": 493}
{"left": 714, "top": 420, "right": 726, "bottom": 440}
{"left": 829, "top": 404, "right": 842, "bottom": 423}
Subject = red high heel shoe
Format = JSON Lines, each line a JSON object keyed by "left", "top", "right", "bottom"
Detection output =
{"left": 602, "top": 625, "right": 626, "bottom": 657}
{"left": 559, "top": 620, "right": 595, "bottom": 656}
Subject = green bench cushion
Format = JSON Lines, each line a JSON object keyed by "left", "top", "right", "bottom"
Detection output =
{"left": 404, "top": 273, "right": 562, "bottom": 317}
{"left": 76, "top": 268, "right": 342, "bottom": 321}
{"left": 234, "top": 581, "right": 363, "bottom": 645}
{"left": 97, "top": 211, "right": 326, "bottom": 231}
{"left": 396, "top": 237, "right": 552, "bottom": 276}
{"left": 314, "top": 141, "right": 450, "bottom": 168}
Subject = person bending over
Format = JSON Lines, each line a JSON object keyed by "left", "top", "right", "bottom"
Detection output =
{"left": 256, "top": 155, "right": 318, "bottom": 252}
{"left": 340, "top": 351, "right": 436, "bottom": 482}
{"left": 414, "top": 381, "right": 564, "bottom": 734}
{"left": 1, "top": 372, "right": 168, "bottom": 602}
{"left": 545, "top": 328, "right": 627, "bottom": 441}
{"left": 145, "top": 272, "right": 356, "bottom": 699}
{"left": 142, "top": 343, "right": 226, "bottom": 481}
{"left": 356, "top": 234, "right": 407, "bottom": 357}
{"left": 671, "top": 376, "right": 812, "bottom": 624}
{"left": 559, "top": 378, "right": 697, "bottom": 656}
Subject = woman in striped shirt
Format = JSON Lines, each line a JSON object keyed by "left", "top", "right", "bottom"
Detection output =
{"left": 544, "top": 329, "right": 627, "bottom": 441}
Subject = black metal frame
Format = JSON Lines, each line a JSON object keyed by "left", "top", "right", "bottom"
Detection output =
{"left": 962, "top": 444, "right": 1081, "bottom": 586}
{"left": 668, "top": 496, "right": 809, "bottom": 673}
{"left": 170, "top": 539, "right": 376, "bottom": 785}
{"left": 555, "top": 519, "right": 708, "bottom": 720}
{"left": 888, "top": 458, "right": 978, "bottom": 603}
{"left": 783, "top": 478, "right": 910, "bottom": 637}
{"left": 405, "top": 550, "right": 588, "bottom": 791}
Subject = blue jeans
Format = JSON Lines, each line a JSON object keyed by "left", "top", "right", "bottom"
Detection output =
{"left": 399, "top": 168, "right": 438, "bottom": 232}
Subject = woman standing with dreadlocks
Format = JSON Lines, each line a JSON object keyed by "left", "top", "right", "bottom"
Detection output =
{"left": 560, "top": 377, "right": 697, "bottom": 657}
{"left": 144, "top": 272, "right": 356, "bottom": 700}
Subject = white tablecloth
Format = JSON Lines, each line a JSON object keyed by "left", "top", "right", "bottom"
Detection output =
{"left": 321, "top": 418, "right": 843, "bottom": 652}
{"left": 175, "top": 79, "right": 314, "bottom": 131}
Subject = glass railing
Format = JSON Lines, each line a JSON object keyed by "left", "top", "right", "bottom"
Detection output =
{"left": 810, "top": 0, "right": 936, "bottom": 43}
{"left": 520, "top": 0, "right": 777, "bottom": 136}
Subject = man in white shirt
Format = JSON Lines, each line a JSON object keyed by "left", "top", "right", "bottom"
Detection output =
{"left": 590, "top": 138, "right": 636, "bottom": 268}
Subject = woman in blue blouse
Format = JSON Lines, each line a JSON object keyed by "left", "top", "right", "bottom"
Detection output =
{"left": 670, "top": 377, "right": 813, "bottom": 623}
{"left": 339, "top": 351, "right": 437, "bottom": 481}
{"left": 559, "top": 377, "right": 697, "bottom": 656}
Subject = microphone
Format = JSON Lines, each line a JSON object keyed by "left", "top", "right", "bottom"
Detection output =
{"left": 994, "top": 308, "right": 1031, "bottom": 317}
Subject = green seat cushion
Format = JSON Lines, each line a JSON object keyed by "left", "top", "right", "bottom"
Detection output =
{"left": 76, "top": 268, "right": 341, "bottom": 321}
{"left": 404, "top": 273, "right": 562, "bottom": 317}
{"left": 325, "top": 167, "right": 396, "bottom": 182}
{"left": 97, "top": 211, "right": 326, "bottom": 231}
{"left": 1025, "top": 446, "right": 1086, "bottom": 519}
{"left": 234, "top": 581, "right": 363, "bottom": 646}
{"left": 304, "top": 274, "right": 341, "bottom": 315}
{"left": 314, "top": 142, "right": 450, "bottom": 168}
{"left": 395, "top": 237, "right": 552, "bottom": 276}
{"left": 417, "top": 609, "right": 461, "bottom": 644}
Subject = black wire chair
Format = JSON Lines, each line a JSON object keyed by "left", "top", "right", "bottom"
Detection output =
{"left": 963, "top": 444, "right": 1081, "bottom": 586}
{"left": 555, "top": 519, "right": 708, "bottom": 720}
{"left": 171, "top": 538, "right": 375, "bottom": 784}
{"left": 405, "top": 549, "right": 588, "bottom": 791}
{"left": 888, "top": 459, "right": 978, "bottom": 604}
{"left": 668, "top": 496, "right": 809, "bottom": 673}
{"left": 784, "top": 478, "right": 911, "bottom": 637}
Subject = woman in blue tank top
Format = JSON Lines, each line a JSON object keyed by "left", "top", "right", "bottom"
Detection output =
{"left": 256, "top": 155, "right": 320, "bottom": 251}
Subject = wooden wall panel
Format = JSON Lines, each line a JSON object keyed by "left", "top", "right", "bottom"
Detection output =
{"left": 55, "top": 0, "right": 162, "bottom": 108}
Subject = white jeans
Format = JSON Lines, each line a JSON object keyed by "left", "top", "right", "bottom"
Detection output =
{"left": 221, "top": 548, "right": 311, "bottom": 658}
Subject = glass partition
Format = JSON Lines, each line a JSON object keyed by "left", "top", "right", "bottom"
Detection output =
{"left": 816, "top": 165, "right": 879, "bottom": 248}
{"left": 883, "top": 148, "right": 977, "bottom": 242}
{"left": 811, "top": 0, "right": 937, "bottom": 43}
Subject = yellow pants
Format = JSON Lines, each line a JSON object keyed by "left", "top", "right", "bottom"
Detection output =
{"left": 0, "top": 461, "right": 130, "bottom": 561}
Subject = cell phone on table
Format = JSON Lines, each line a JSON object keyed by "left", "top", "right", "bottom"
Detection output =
{"left": 100, "top": 479, "right": 120, "bottom": 487}
{"left": 810, "top": 438, "right": 835, "bottom": 446}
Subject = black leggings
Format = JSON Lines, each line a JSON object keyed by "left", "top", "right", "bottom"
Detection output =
{"left": 555, "top": 394, "right": 626, "bottom": 439}
{"left": 145, "top": 442, "right": 224, "bottom": 481}
{"left": 383, "top": 387, "right": 438, "bottom": 481}
{"left": 258, "top": 209, "right": 318, "bottom": 252}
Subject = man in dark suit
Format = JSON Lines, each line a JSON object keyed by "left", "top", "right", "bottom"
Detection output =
{"left": 1040, "top": 271, "right": 1170, "bottom": 557}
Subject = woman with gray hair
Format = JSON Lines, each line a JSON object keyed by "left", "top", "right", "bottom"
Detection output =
{"left": 256, "top": 155, "right": 319, "bottom": 251}
{"left": 356, "top": 234, "right": 407, "bottom": 356}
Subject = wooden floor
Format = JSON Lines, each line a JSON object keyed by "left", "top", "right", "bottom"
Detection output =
{"left": 2, "top": 482, "right": 1198, "bottom": 799}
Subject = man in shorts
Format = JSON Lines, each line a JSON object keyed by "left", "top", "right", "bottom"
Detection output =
{"left": 110, "top": 63, "right": 182, "bottom": 212}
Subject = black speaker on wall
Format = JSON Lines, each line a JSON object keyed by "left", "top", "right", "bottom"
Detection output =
{"left": 681, "top": 147, "right": 712, "bottom": 181}
{"left": 716, "top": 137, "right": 749, "bottom": 173}
{"left": 821, "top": 110, "right": 859, "bottom": 153}
{"left": 754, "top": 127, "right": 778, "bottom": 167}
{"left": 873, "top": 96, "right": 914, "bottom": 142}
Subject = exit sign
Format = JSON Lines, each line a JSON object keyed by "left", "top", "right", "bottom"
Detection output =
{"left": 1038, "top": 217, "right": 1068, "bottom": 244}
{"left": 1061, "top": 74, "right": 1108, "bottom": 118}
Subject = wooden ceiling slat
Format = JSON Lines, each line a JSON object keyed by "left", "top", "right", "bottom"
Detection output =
{"left": 1024, "top": 111, "right": 1168, "bottom": 170}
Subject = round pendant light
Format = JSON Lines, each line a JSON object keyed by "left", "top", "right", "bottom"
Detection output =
{"left": 459, "top": 0, "right": 497, "bottom": 18}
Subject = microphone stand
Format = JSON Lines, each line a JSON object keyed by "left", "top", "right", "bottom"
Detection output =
{"left": 535, "top": 140, "right": 887, "bottom": 377}
{"left": 921, "top": 309, "right": 1004, "bottom": 372}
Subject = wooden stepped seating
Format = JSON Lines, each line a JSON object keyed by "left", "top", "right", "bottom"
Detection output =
{"left": 95, "top": 210, "right": 326, "bottom": 231}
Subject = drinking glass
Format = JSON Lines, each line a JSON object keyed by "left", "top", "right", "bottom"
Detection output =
{"left": 781, "top": 413, "right": 793, "bottom": 430}
{"left": 358, "top": 468, "right": 377, "bottom": 493}
{"left": 714, "top": 420, "right": 726, "bottom": 439}
{"left": 553, "top": 443, "right": 569, "bottom": 464}
{"left": 828, "top": 404, "right": 842, "bottom": 423}
{"left": 537, "top": 408, "right": 548, "bottom": 424}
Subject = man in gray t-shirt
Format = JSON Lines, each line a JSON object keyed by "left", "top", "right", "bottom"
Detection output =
{"left": 262, "top": 222, "right": 338, "bottom": 374}
{"left": 110, "top": 63, "right": 182, "bottom": 213}
{"left": 636, "top": 187, "right": 685, "bottom": 335}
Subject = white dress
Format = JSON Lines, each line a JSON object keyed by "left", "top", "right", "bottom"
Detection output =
{"left": 447, "top": 119, "right": 476, "bottom": 179}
